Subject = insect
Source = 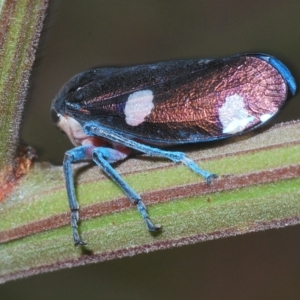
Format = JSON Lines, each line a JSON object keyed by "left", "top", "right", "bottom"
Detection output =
{"left": 51, "top": 53, "right": 296, "bottom": 246}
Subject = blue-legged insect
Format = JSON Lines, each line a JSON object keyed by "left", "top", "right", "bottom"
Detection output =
{"left": 51, "top": 53, "right": 296, "bottom": 246}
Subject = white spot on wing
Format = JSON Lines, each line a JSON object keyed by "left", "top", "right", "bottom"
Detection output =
{"left": 219, "top": 94, "right": 254, "bottom": 134}
{"left": 260, "top": 113, "right": 273, "bottom": 122}
{"left": 124, "top": 90, "right": 154, "bottom": 126}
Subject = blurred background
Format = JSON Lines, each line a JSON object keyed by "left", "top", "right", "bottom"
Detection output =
{"left": 1, "top": 0, "right": 300, "bottom": 298}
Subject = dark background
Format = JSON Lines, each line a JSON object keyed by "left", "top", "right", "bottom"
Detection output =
{"left": 1, "top": 0, "right": 300, "bottom": 299}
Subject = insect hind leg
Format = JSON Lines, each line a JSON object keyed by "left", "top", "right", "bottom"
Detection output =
{"left": 153, "top": 150, "right": 217, "bottom": 184}
{"left": 92, "top": 147, "right": 161, "bottom": 231}
{"left": 84, "top": 122, "right": 218, "bottom": 184}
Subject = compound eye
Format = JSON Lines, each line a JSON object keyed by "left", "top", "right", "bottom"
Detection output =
{"left": 50, "top": 108, "right": 61, "bottom": 124}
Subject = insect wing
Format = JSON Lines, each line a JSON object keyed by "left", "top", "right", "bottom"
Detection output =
{"left": 64, "top": 54, "right": 294, "bottom": 145}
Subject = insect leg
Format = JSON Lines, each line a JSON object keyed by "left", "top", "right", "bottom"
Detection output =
{"left": 63, "top": 146, "right": 91, "bottom": 246}
{"left": 92, "top": 147, "right": 161, "bottom": 231}
{"left": 84, "top": 122, "right": 217, "bottom": 183}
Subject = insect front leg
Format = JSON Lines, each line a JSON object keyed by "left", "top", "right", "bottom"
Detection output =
{"left": 92, "top": 147, "right": 161, "bottom": 232}
{"left": 63, "top": 146, "right": 92, "bottom": 246}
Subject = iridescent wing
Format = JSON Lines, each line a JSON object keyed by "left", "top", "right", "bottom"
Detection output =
{"left": 56, "top": 53, "right": 295, "bottom": 145}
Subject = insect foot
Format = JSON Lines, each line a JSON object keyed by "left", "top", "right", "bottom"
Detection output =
{"left": 181, "top": 156, "right": 218, "bottom": 184}
{"left": 205, "top": 173, "right": 218, "bottom": 185}
{"left": 135, "top": 199, "right": 161, "bottom": 231}
{"left": 71, "top": 209, "right": 87, "bottom": 246}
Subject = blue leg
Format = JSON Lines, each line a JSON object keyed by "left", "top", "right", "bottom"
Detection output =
{"left": 92, "top": 147, "right": 161, "bottom": 231}
{"left": 63, "top": 146, "right": 91, "bottom": 246}
{"left": 84, "top": 122, "right": 218, "bottom": 184}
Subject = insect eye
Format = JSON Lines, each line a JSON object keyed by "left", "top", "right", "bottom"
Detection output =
{"left": 50, "top": 108, "right": 61, "bottom": 124}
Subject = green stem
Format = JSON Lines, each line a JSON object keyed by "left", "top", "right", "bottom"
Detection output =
{"left": 1, "top": 120, "right": 300, "bottom": 283}
{"left": 0, "top": 0, "right": 47, "bottom": 178}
